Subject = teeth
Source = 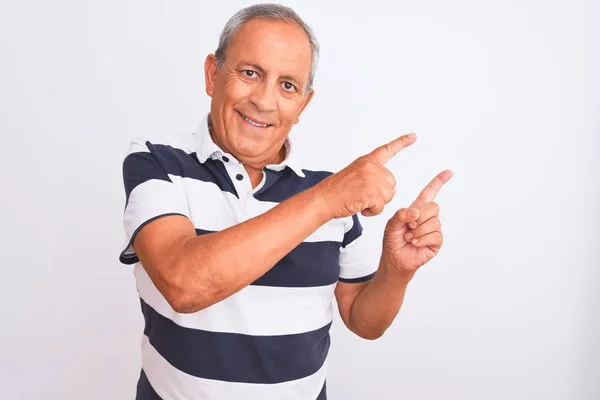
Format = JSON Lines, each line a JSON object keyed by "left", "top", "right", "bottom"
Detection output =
{"left": 241, "top": 113, "right": 269, "bottom": 128}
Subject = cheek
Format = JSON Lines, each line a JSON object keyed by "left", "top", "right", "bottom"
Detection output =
{"left": 278, "top": 98, "right": 303, "bottom": 124}
{"left": 223, "top": 77, "right": 252, "bottom": 104}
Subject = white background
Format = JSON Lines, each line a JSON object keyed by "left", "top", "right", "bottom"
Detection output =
{"left": 1, "top": 0, "right": 598, "bottom": 399}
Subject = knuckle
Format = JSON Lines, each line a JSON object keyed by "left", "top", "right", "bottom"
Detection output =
{"left": 358, "top": 160, "right": 374, "bottom": 175}
{"left": 383, "top": 189, "right": 393, "bottom": 203}
{"left": 385, "top": 170, "right": 396, "bottom": 187}
{"left": 353, "top": 156, "right": 369, "bottom": 171}
{"left": 358, "top": 155, "right": 370, "bottom": 165}
{"left": 411, "top": 225, "right": 422, "bottom": 236}
{"left": 364, "top": 191, "right": 378, "bottom": 206}
{"left": 367, "top": 160, "right": 379, "bottom": 173}
{"left": 415, "top": 214, "right": 424, "bottom": 225}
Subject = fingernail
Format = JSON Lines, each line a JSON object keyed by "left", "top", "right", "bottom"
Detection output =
{"left": 405, "top": 232, "right": 413, "bottom": 240}
{"left": 411, "top": 239, "right": 419, "bottom": 245}
{"left": 409, "top": 221, "right": 418, "bottom": 229}
{"left": 408, "top": 210, "right": 416, "bottom": 218}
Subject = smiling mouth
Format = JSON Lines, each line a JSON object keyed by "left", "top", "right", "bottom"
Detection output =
{"left": 237, "top": 111, "right": 273, "bottom": 128}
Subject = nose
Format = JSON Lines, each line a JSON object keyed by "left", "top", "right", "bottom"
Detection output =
{"left": 249, "top": 81, "right": 277, "bottom": 113}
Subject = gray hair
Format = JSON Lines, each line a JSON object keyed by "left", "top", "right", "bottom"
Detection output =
{"left": 214, "top": 3, "right": 319, "bottom": 92}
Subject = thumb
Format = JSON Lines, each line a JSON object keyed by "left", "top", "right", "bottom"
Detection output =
{"left": 386, "top": 207, "right": 420, "bottom": 231}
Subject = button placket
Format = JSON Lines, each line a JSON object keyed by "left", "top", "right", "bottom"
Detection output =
{"left": 219, "top": 155, "right": 256, "bottom": 222}
{"left": 224, "top": 162, "right": 250, "bottom": 202}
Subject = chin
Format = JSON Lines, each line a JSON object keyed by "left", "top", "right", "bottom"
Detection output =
{"left": 234, "top": 139, "right": 269, "bottom": 159}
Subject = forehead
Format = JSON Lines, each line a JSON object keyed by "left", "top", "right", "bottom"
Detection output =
{"left": 227, "top": 19, "right": 312, "bottom": 81}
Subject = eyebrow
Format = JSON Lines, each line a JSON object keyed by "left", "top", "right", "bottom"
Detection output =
{"left": 238, "top": 61, "right": 305, "bottom": 89}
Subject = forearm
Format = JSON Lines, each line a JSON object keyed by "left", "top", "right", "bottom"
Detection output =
{"left": 173, "top": 187, "right": 331, "bottom": 312}
{"left": 349, "top": 264, "right": 415, "bottom": 339}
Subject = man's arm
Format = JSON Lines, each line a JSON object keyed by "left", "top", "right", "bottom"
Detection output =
{"left": 335, "top": 171, "right": 452, "bottom": 339}
{"left": 335, "top": 267, "right": 413, "bottom": 340}
{"left": 133, "top": 187, "right": 329, "bottom": 313}
{"left": 131, "top": 134, "right": 417, "bottom": 314}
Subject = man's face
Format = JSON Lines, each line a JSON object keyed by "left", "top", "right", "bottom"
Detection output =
{"left": 204, "top": 18, "right": 314, "bottom": 164}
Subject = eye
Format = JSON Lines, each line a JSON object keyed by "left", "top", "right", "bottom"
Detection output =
{"left": 282, "top": 81, "right": 296, "bottom": 92}
{"left": 243, "top": 70, "right": 257, "bottom": 78}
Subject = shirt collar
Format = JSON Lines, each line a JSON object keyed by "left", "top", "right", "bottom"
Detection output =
{"left": 194, "top": 113, "right": 305, "bottom": 178}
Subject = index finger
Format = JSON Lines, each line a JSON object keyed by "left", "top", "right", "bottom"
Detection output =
{"left": 412, "top": 170, "right": 453, "bottom": 206}
{"left": 369, "top": 133, "right": 417, "bottom": 165}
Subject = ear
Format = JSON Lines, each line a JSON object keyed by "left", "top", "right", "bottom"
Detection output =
{"left": 294, "top": 89, "right": 315, "bottom": 124}
{"left": 204, "top": 54, "right": 218, "bottom": 98}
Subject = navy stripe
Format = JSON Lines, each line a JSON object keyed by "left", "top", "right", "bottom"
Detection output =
{"left": 123, "top": 152, "right": 171, "bottom": 205}
{"left": 195, "top": 228, "right": 342, "bottom": 288}
{"left": 141, "top": 299, "right": 331, "bottom": 384}
{"left": 136, "top": 369, "right": 162, "bottom": 400}
{"left": 195, "top": 228, "right": 212, "bottom": 236}
{"left": 253, "top": 168, "right": 285, "bottom": 197}
{"left": 119, "top": 213, "right": 189, "bottom": 265}
{"left": 254, "top": 168, "right": 332, "bottom": 202}
{"left": 251, "top": 240, "right": 341, "bottom": 287}
{"left": 149, "top": 142, "right": 238, "bottom": 197}
{"left": 123, "top": 142, "right": 238, "bottom": 201}
{"left": 316, "top": 380, "right": 327, "bottom": 400}
{"left": 338, "top": 272, "right": 376, "bottom": 283}
{"left": 342, "top": 214, "right": 363, "bottom": 248}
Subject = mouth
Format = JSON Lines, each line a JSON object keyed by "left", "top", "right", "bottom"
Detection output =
{"left": 236, "top": 111, "right": 273, "bottom": 128}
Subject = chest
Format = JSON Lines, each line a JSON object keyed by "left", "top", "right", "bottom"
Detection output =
{"left": 173, "top": 166, "right": 347, "bottom": 288}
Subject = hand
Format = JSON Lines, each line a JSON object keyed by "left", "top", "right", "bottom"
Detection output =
{"left": 381, "top": 170, "right": 453, "bottom": 275}
{"left": 314, "top": 133, "right": 417, "bottom": 219}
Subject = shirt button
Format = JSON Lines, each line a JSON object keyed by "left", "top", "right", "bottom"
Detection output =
{"left": 222, "top": 156, "right": 229, "bottom": 162}
{"left": 236, "top": 174, "right": 244, "bottom": 181}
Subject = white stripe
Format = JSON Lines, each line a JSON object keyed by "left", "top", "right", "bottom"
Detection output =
{"left": 125, "top": 139, "right": 150, "bottom": 157}
{"left": 173, "top": 176, "right": 349, "bottom": 243}
{"left": 339, "top": 234, "right": 377, "bottom": 280}
{"left": 122, "top": 179, "right": 190, "bottom": 256}
{"left": 169, "top": 175, "right": 239, "bottom": 232}
{"left": 135, "top": 264, "right": 335, "bottom": 336}
{"left": 141, "top": 335, "right": 328, "bottom": 400}
{"left": 126, "top": 133, "right": 197, "bottom": 156}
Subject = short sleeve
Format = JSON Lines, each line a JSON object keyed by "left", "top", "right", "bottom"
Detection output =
{"left": 119, "top": 139, "right": 190, "bottom": 265}
{"left": 338, "top": 214, "right": 377, "bottom": 283}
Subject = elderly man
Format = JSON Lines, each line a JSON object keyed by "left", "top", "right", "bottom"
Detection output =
{"left": 120, "top": 3, "right": 452, "bottom": 400}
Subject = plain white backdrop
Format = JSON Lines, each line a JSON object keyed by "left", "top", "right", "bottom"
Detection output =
{"left": 1, "top": 0, "right": 598, "bottom": 399}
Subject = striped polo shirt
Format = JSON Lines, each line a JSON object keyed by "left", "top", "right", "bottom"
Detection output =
{"left": 119, "top": 114, "right": 376, "bottom": 400}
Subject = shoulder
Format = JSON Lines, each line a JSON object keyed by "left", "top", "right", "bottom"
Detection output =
{"left": 121, "top": 132, "right": 202, "bottom": 194}
{"left": 123, "top": 132, "right": 200, "bottom": 176}
{"left": 125, "top": 131, "right": 196, "bottom": 158}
